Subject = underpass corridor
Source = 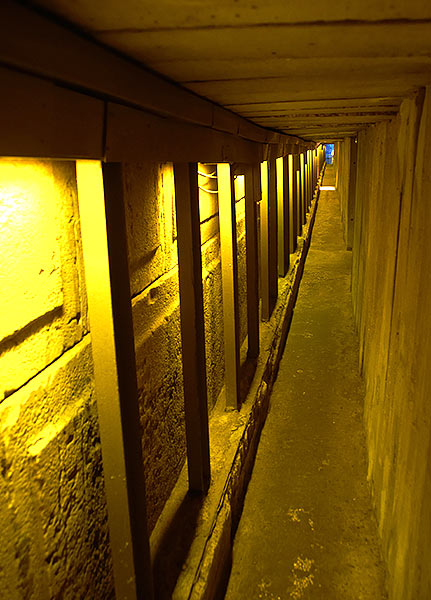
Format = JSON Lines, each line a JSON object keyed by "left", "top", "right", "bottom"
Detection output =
{"left": 225, "top": 166, "right": 388, "bottom": 599}
{"left": 2, "top": 4, "right": 431, "bottom": 598}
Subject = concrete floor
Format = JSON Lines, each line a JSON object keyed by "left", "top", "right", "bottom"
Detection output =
{"left": 224, "top": 169, "right": 388, "bottom": 599}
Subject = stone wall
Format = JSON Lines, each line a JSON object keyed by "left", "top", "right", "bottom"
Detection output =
{"left": 122, "top": 161, "right": 238, "bottom": 531}
{"left": 0, "top": 159, "right": 114, "bottom": 599}
{"left": 0, "top": 157, "right": 250, "bottom": 595}
{"left": 349, "top": 87, "right": 431, "bottom": 600}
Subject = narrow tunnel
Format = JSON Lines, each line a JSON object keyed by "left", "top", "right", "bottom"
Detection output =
{"left": 1, "top": 2, "right": 431, "bottom": 600}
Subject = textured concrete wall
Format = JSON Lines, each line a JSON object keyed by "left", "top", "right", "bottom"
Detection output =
{"left": 0, "top": 159, "right": 113, "bottom": 599}
{"left": 351, "top": 87, "right": 431, "bottom": 600}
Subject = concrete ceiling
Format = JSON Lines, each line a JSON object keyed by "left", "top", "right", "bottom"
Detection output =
{"left": 31, "top": 0, "right": 431, "bottom": 141}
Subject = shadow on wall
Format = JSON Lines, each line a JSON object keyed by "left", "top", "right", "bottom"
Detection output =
{"left": 152, "top": 492, "right": 204, "bottom": 600}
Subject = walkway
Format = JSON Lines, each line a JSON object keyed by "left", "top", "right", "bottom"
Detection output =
{"left": 224, "top": 168, "right": 388, "bottom": 599}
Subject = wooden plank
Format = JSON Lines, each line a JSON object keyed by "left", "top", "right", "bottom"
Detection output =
{"left": 309, "top": 150, "right": 313, "bottom": 207}
{"left": 314, "top": 149, "right": 318, "bottom": 190}
{"left": 255, "top": 114, "right": 397, "bottom": 126}
{"left": 347, "top": 138, "right": 358, "bottom": 250}
{"left": 260, "top": 161, "right": 270, "bottom": 321}
{"left": 0, "top": 66, "right": 104, "bottom": 159}
{"left": 294, "top": 131, "right": 364, "bottom": 139}
{"left": 296, "top": 168, "right": 302, "bottom": 236}
{"left": 30, "top": 0, "right": 431, "bottom": 31}
{"left": 304, "top": 151, "right": 309, "bottom": 211}
{"left": 212, "top": 105, "right": 239, "bottom": 135}
{"left": 260, "top": 160, "right": 278, "bottom": 321}
{"left": 238, "top": 118, "right": 275, "bottom": 143}
{"left": 268, "top": 158, "right": 278, "bottom": 309}
{"left": 229, "top": 106, "right": 401, "bottom": 118}
{"left": 151, "top": 56, "right": 431, "bottom": 84}
{"left": 277, "top": 156, "right": 290, "bottom": 276}
{"left": 299, "top": 153, "right": 306, "bottom": 226}
{"left": 283, "top": 123, "right": 371, "bottom": 132}
{"left": 218, "top": 163, "right": 241, "bottom": 410}
{"left": 173, "top": 163, "right": 211, "bottom": 492}
{"left": 76, "top": 161, "right": 153, "bottom": 600}
{"left": 186, "top": 75, "right": 428, "bottom": 106}
{"left": 0, "top": 0, "right": 295, "bottom": 147}
{"left": 245, "top": 164, "right": 260, "bottom": 359}
{"left": 226, "top": 98, "right": 403, "bottom": 113}
{"left": 105, "top": 103, "right": 264, "bottom": 164}
{"left": 97, "top": 24, "right": 431, "bottom": 64}
{"left": 0, "top": 0, "right": 210, "bottom": 126}
{"left": 288, "top": 154, "right": 298, "bottom": 254}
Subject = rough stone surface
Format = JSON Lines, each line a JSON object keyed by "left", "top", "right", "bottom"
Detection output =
{"left": 0, "top": 159, "right": 113, "bottom": 599}
{"left": 225, "top": 171, "right": 388, "bottom": 600}
{"left": 124, "top": 161, "right": 239, "bottom": 531}
{"left": 351, "top": 87, "right": 431, "bottom": 600}
{"left": 0, "top": 160, "right": 89, "bottom": 402}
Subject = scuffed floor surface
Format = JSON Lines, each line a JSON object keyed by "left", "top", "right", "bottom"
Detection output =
{"left": 224, "top": 170, "right": 388, "bottom": 600}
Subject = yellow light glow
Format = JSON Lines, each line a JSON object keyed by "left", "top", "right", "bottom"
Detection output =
{"left": 260, "top": 161, "right": 268, "bottom": 204}
{"left": 75, "top": 161, "right": 114, "bottom": 346}
{"left": 276, "top": 156, "right": 284, "bottom": 205}
{"left": 0, "top": 159, "right": 63, "bottom": 343}
{"left": 234, "top": 174, "right": 245, "bottom": 221}
{"left": 320, "top": 186, "right": 336, "bottom": 191}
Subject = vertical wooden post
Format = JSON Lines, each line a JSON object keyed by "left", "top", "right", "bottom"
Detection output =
{"left": 76, "top": 161, "right": 154, "bottom": 600}
{"left": 300, "top": 153, "right": 306, "bottom": 225}
{"left": 260, "top": 159, "right": 277, "bottom": 321}
{"left": 260, "top": 160, "right": 270, "bottom": 321}
{"left": 307, "top": 150, "right": 312, "bottom": 209}
{"left": 245, "top": 163, "right": 260, "bottom": 359}
{"left": 288, "top": 154, "right": 298, "bottom": 254}
{"left": 268, "top": 158, "right": 278, "bottom": 304}
{"left": 311, "top": 150, "right": 315, "bottom": 200}
{"left": 277, "top": 156, "right": 290, "bottom": 276}
{"left": 335, "top": 142, "right": 340, "bottom": 188}
{"left": 174, "top": 162, "right": 211, "bottom": 492}
{"left": 218, "top": 162, "right": 241, "bottom": 410}
{"left": 296, "top": 154, "right": 303, "bottom": 236}
{"left": 311, "top": 150, "right": 315, "bottom": 195}
{"left": 347, "top": 138, "right": 358, "bottom": 250}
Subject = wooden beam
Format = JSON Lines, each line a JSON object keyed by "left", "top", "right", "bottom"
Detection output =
{"left": 308, "top": 150, "right": 313, "bottom": 209}
{"left": 254, "top": 114, "right": 397, "bottom": 126}
{"left": 277, "top": 156, "right": 290, "bottom": 276}
{"left": 260, "top": 161, "right": 279, "bottom": 321}
{"left": 226, "top": 98, "right": 403, "bottom": 114}
{"left": 174, "top": 163, "right": 211, "bottom": 493}
{"left": 347, "top": 138, "right": 358, "bottom": 250}
{"left": 245, "top": 164, "right": 260, "bottom": 359}
{"left": 260, "top": 162, "right": 269, "bottom": 321}
{"left": 218, "top": 163, "right": 241, "bottom": 410}
{"left": 300, "top": 153, "right": 306, "bottom": 225}
{"left": 0, "top": 65, "right": 104, "bottom": 159}
{"left": 76, "top": 161, "right": 153, "bottom": 600}
{"left": 268, "top": 158, "right": 278, "bottom": 311}
{"left": 0, "top": 0, "right": 302, "bottom": 147}
{"left": 289, "top": 154, "right": 298, "bottom": 253}
{"left": 105, "top": 103, "right": 264, "bottom": 164}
